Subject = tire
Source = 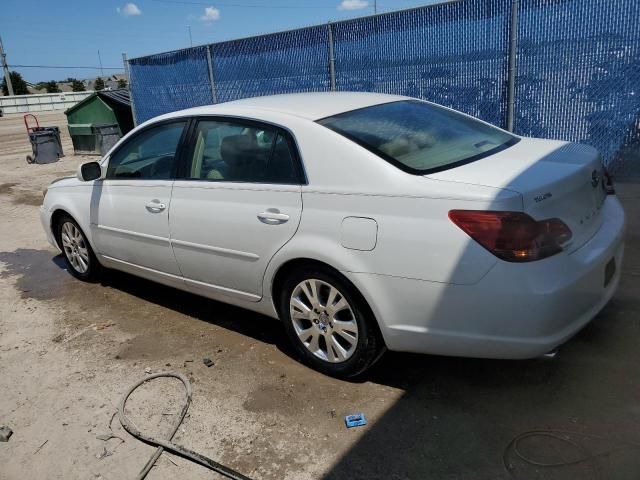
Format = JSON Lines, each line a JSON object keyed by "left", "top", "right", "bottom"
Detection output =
{"left": 55, "top": 214, "right": 102, "bottom": 281}
{"left": 279, "top": 265, "right": 384, "bottom": 378}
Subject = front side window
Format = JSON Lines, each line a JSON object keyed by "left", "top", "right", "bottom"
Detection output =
{"left": 107, "top": 121, "right": 186, "bottom": 179}
{"left": 187, "top": 119, "right": 302, "bottom": 184}
{"left": 317, "top": 100, "right": 518, "bottom": 174}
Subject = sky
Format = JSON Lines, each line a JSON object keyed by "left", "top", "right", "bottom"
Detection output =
{"left": 0, "top": 0, "right": 440, "bottom": 84}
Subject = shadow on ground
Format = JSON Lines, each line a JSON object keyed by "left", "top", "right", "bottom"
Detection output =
{"left": 323, "top": 182, "right": 640, "bottom": 480}
{"left": 0, "top": 248, "right": 293, "bottom": 358}
{"left": 323, "top": 305, "right": 640, "bottom": 479}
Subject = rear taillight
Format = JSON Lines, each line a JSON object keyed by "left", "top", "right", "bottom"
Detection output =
{"left": 603, "top": 166, "right": 615, "bottom": 195}
{"left": 448, "top": 210, "right": 572, "bottom": 262}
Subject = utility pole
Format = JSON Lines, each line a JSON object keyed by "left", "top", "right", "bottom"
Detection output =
{"left": 506, "top": 0, "right": 518, "bottom": 132}
{"left": 374, "top": 0, "right": 377, "bottom": 14}
{"left": 328, "top": 22, "right": 336, "bottom": 91}
{"left": 0, "top": 35, "right": 14, "bottom": 96}
{"left": 97, "top": 50, "right": 104, "bottom": 77}
{"left": 187, "top": 25, "right": 193, "bottom": 47}
{"left": 122, "top": 52, "right": 138, "bottom": 126}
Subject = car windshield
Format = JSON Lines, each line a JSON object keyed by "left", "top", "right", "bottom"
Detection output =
{"left": 317, "top": 100, "right": 518, "bottom": 174}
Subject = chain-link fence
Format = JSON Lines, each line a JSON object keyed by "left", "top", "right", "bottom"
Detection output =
{"left": 331, "top": 0, "right": 511, "bottom": 128}
{"left": 128, "top": 0, "right": 640, "bottom": 177}
{"left": 129, "top": 46, "right": 214, "bottom": 123}
{"left": 211, "top": 25, "right": 331, "bottom": 103}
{"left": 516, "top": 0, "right": 640, "bottom": 178}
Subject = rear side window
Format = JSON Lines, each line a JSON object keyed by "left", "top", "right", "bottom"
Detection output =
{"left": 187, "top": 119, "right": 302, "bottom": 184}
{"left": 317, "top": 100, "right": 518, "bottom": 174}
{"left": 107, "top": 121, "right": 186, "bottom": 179}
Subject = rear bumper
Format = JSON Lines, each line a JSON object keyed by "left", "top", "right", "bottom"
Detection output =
{"left": 350, "top": 195, "right": 625, "bottom": 359}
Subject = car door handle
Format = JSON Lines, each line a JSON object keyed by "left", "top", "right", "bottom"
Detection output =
{"left": 145, "top": 201, "right": 166, "bottom": 212}
{"left": 257, "top": 210, "right": 289, "bottom": 225}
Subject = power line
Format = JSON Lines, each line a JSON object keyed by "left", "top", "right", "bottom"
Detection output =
{"left": 150, "top": 0, "right": 434, "bottom": 11}
{"left": 9, "top": 64, "right": 121, "bottom": 70}
{"left": 151, "top": 0, "right": 334, "bottom": 9}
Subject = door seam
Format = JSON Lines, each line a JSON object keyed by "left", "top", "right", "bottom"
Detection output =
{"left": 167, "top": 180, "right": 186, "bottom": 278}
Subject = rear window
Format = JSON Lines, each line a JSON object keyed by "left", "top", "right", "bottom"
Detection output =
{"left": 317, "top": 100, "right": 518, "bottom": 174}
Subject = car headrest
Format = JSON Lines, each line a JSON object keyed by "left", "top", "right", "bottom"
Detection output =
{"left": 220, "top": 134, "right": 257, "bottom": 163}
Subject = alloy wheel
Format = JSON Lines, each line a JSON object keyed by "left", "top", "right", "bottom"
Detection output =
{"left": 289, "top": 278, "right": 359, "bottom": 363}
{"left": 60, "top": 221, "right": 90, "bottom": 274}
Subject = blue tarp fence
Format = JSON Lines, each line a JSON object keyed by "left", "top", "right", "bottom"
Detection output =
{"left": 128, "top": 0, "right": 640, "bottom": 177}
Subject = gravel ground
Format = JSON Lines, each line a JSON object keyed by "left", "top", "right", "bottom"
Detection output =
{"left": 1, "top": 110, "right": 639, "bottom": 480}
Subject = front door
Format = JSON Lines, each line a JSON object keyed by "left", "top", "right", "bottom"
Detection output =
{"left": 169, "top": 117, "right": 304, "bottom": 300}
{"left": 92, "top": 120, "right": 187, "bottom": 278}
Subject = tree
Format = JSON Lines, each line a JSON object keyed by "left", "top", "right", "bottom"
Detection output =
{"left": 94, "top": 77, "right": 105, "bottom": 91}
{"left": 117, "top": 78, "right": 128, "bottom": 89}
{"left": 45, "top": 80, "right": 61, "bottom": 93}
{"left": 1, "top": 71, "right": 29, "bottom": 95}
{"left": 71, "top": 79, "right": 86, "bottom": 92}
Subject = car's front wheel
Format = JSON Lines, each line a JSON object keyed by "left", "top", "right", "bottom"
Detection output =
{"left": 56, "top": 214, "right": 101, "bottom": 281}
{"left": 280, "top": 266, "right": 384, "bottom": 378}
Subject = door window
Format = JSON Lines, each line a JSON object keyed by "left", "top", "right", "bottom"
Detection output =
{"left": 187, "top": 119, "right": 302, "bottom": 184}
{"left": 107, "top": 121, "right": 186, "bottom": 179}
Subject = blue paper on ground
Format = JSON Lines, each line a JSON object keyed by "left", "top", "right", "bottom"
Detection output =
{"left": 345, "top": 413, "right": 367, "bottom": 428}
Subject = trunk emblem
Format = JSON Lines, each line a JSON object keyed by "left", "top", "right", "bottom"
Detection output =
{"left": 534, "top": 192, "right": 552, "bottom": 203}
{"left": 591, "top": 170, "right": 600, "bottom": 188}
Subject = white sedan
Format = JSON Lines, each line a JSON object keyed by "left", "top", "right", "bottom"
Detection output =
{"left": 41, "top": 92, "right": 625, "bottom": 377}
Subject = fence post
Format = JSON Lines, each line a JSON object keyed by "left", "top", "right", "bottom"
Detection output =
{"left": 328, "top": 22, "right": 336, "bottom": 91}
{"left": 206, "top": 45, "right": 218, "bottom": 104}
{"left": 122, "top": 52, "right": 139, "bottom": 127}
{"left": 506, "top": 0, "right": 519, "bottom": 132}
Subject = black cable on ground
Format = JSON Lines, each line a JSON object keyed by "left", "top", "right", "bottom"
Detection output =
{"left": 118, "top": 372, "right": 254, "bottom": 480}
{"left": 503, "top": 429, "right": 640, "bottom": 480}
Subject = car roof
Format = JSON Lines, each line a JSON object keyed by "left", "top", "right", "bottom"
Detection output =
{"left": 164, "top": 91, "right": 409, "bottom": 122}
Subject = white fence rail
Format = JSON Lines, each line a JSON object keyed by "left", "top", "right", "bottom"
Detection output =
{"left": 0, "top": 91, "right": 93, "bottom": 114}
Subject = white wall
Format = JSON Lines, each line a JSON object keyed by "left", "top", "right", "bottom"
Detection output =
{"left": 0, "top": 91, "right": 93, "bottom": 114}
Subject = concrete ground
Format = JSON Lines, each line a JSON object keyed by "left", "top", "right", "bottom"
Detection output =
{"left": 0, "top": 110, "right": 639, "bottom": 480}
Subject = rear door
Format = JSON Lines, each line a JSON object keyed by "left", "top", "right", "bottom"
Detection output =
{"left": 92, "top": 120, "right": 188, "bottom": 278}
{"left": 169, "top": 117, "right": 304, "bottom": 301}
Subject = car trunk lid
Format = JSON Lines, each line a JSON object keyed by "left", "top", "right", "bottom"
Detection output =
{"left": 427, "top": 138, "right": 607, "bottom": 253}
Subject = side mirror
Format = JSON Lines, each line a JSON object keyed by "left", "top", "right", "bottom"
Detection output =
{"left": 77, "top": 162, "right": 102, "bottom": 181}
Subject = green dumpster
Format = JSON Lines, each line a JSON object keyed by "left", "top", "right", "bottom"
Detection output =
{"left": 65, "top": 89, "right": 134, "bottom": 155}
{"left": 67, "top": 123, "right": 95, "bottom": 153}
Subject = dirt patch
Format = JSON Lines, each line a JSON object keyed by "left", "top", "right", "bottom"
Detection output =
{"left": 219, "top": 432, "right": 312, "bottom": 480}
{"left": 11, "top": 190, "right": 43, "bottom": 206}
{"left": 0, "top": 182, "right": 44, "bottom": 206}
{"left": 0, "top": 246, "right": 285, "bottom": 363}
{"left": 243, "top": 384, "right": 303, "bottom": 414}
{"left": 115, "top": 329, "right": 201, "bottom": 361}
{"left": 0, "top": 182, "right": 18, "bottom": 194}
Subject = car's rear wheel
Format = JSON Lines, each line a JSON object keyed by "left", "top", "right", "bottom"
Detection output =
{"left": 280, "top": 265, "right": 384, "bottom": 378}
{"left": 56, "top": 214, "right": 101, "bottom": 281}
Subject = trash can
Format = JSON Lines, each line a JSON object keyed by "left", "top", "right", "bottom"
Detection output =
{"left": 26, "top": 130, "right": 61, "bottom": 164}
{"left": 94, "top": 123, "right": 121, "bottom": 156}
{"left": 33, "top": 126, "right": 64, "bottom": 158}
